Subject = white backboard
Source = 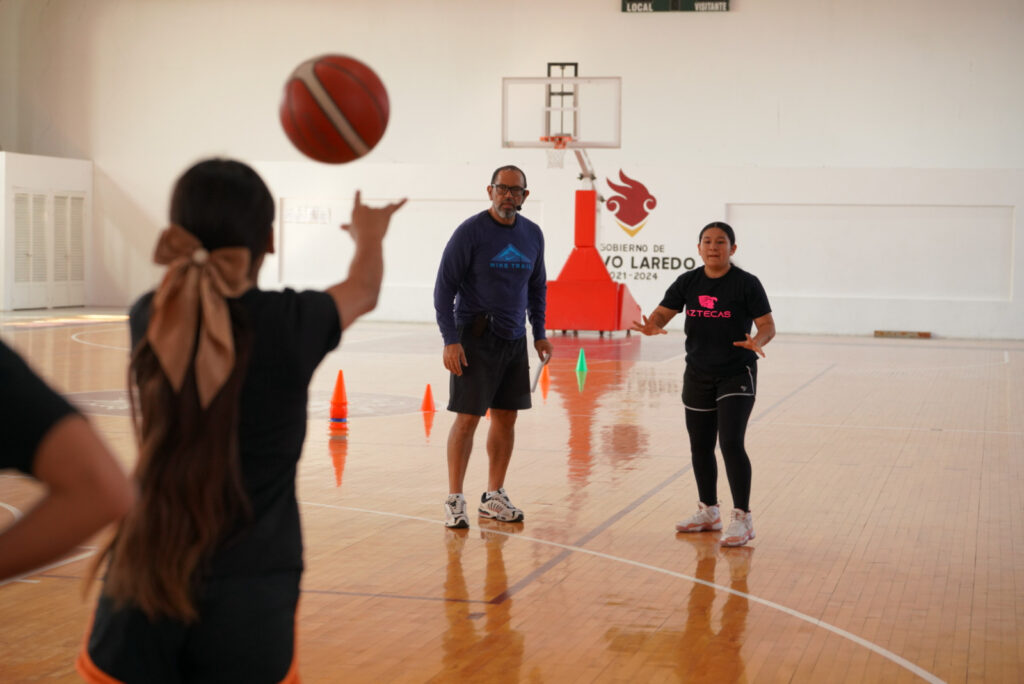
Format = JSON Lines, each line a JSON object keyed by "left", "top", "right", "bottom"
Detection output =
{"left": 501, "top": 77, "right": 622, "bottom": 149}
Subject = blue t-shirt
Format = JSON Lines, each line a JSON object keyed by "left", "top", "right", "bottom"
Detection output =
{"left": 660, "top": 265, "right": 772, "bottom": 376}
{"left": 433, "top": 210, "right": 547, "bottom": 345}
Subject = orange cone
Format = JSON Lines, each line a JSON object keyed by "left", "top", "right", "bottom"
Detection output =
{"left": 421, "top": 384, "right": 435, "bottom": 412}
{"left": 329, "top": 369, "right": 348, "bottom": 432}
{"left": 328, "top": 435, "right": 348, "bottom": 487}
{"left": 330, "top": 370, "right": 348, "bottom": 418}
{"left": 422, "top": 409, "right": 435, "bottom": 441}
{"left": 540, "top": 364, "right": 550, "bottom": 401}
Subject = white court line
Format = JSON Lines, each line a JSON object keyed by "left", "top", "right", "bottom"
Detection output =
{"left": 0, "top": 548, "right": 97, "bottom": 588}
{"left": 300, "top": 501, "right": 945, "bottom": 684}
{"left": 1, "top": 500, "right": 99, "bottom": 588}
{"left": 0, "top": 502, "right": 23, "bottom": 520}
{"left": 70, "top": 326, "right": 130, "bottom": 352}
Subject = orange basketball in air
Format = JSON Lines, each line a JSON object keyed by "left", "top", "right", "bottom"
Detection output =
{"left": 279, "top": 54, "right": 389, "bottom": 164}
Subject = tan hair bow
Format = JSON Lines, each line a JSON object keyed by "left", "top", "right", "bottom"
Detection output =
{"left": 145, "top": 225, "right": 252, "bottom": 408}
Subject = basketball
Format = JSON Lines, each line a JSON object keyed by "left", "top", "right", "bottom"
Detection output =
{"left": 279, "top": 54, "right": 389, "bottom": 164}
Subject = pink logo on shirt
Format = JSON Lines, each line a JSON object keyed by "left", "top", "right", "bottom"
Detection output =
{"left": 699, "top": 295, "right": 718, "bottom": 309}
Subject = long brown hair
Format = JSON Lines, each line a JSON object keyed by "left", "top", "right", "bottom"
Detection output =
{"left": 92, "top": 159, "right": 274, "bottom": 621}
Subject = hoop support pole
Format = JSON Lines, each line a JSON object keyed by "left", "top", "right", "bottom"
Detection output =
{"left": 574, "top": 148, "right": 597, "bottom": 192}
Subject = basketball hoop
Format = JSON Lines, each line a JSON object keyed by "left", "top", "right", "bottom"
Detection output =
{"left": 540, "top": 135, "right": 573, "bottom": 168}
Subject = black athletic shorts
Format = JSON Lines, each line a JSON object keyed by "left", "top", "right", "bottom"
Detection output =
{"left": 77, "top": 572, "right": 301, "bottom": 684}
{"left": 682, "top": 363, "right": 757, "bottom": 412}
{"left": 448, "top": 325, "right": 531, "bottom": 416}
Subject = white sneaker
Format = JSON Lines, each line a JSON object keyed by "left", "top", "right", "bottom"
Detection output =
{"left": 720, "top": 509, "right": 755, "bottom": 547}
{"left": 675, "top": 502, "right": 722, "bottom": 533}
{"left": 478, "top": 487, "right": 524, "bottom": 523}
{"left": 444, "top": 493, "right": 469, "bottom": 529}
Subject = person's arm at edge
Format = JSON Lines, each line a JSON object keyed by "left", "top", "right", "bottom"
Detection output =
{"left": 0, "top": 415, "right": 135, "bottom": 582}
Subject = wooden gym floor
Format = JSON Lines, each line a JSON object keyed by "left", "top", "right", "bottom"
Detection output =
{"left": 1, "top": 311, "right": 1021, "bottom": 683}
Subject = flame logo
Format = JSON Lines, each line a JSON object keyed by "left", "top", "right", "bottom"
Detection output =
{"left": 606, "top": 170, "right": 657, "bottom": 237}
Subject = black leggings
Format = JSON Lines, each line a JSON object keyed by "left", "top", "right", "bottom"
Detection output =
{"left": 685, "top": 394, "right": 754, "bottom": 512}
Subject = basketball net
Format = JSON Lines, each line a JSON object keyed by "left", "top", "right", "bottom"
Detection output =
{"left": 540, "top": 135, "right": 572, "bottom": 168}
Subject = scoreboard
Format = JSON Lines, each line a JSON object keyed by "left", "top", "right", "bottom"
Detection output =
{"left": 622, "top": 1, "right": 729, "bottom": 11}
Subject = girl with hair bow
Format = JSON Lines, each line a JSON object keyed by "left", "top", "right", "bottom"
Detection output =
{"left": 78, "top": 158, "right": 405, "bottom": 683}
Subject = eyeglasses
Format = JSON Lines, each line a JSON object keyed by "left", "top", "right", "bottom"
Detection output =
{"left": 491, "top": 184, "right": 526, "bottom": 198}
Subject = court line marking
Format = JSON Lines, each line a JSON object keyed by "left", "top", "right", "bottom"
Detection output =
{"left": 753, "top": 362, "right": 836, "bottom": 421}
{"left": 300, "top": 499, "right": 944, "bottom": 684}
{"left": 494, "top": 466, "right": 690, "bottom": 603}
{"left": 70, "top": 326, "right": 130, "bottom": 352}
{"left": 0, "top": 502, "right": 27, "bottom": 581}
{"left": 0, "top": 500, "right": 99, "bottom": 588}
{"left": 0, "top": 548, "right": 97, "bottom": 589}
{"left": 0, "top": 502, "right": 23, "bottom": 520}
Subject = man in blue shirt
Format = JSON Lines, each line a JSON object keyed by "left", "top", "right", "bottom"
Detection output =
{"left": 434, "top": 165, "right": 553, "bottom": 528}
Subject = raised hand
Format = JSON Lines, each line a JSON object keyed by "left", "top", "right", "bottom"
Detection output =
{"left": 329, "top": 191, "right": 408, "bottom": 330}
{"left": 342, "top": 190, "right": 407, "bottom": 244}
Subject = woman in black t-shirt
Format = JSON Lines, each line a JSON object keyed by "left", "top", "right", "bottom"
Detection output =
{"left": 77, "top": 159, "right": 404, "bottom": 683}
{"left": 633, "top": 222, "right": 775, "bottom": 547}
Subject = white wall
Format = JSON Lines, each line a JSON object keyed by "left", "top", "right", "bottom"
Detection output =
{"left": 2, "top": 0, "right": 1022, "bottom": 337}
{"left": 0, "top": 0, "right": 18, "bottom": 153}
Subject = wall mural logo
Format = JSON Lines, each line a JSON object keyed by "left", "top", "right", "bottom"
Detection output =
{"left": 605, "top": 170, "right": 657, "bottom": 238}
{"left": 599, "top": 170, "right": 693, "bottom": 284}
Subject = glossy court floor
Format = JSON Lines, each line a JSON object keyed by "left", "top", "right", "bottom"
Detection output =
{"left": 1, "top": 310, "right": 1022, "bottom": 683}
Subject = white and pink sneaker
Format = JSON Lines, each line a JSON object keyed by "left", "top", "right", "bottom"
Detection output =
{"left": 675, "top": 502, "right": 723, "bottom": 533}
{"left": 720, "top": 508, "right": 755, "bottom": 547}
